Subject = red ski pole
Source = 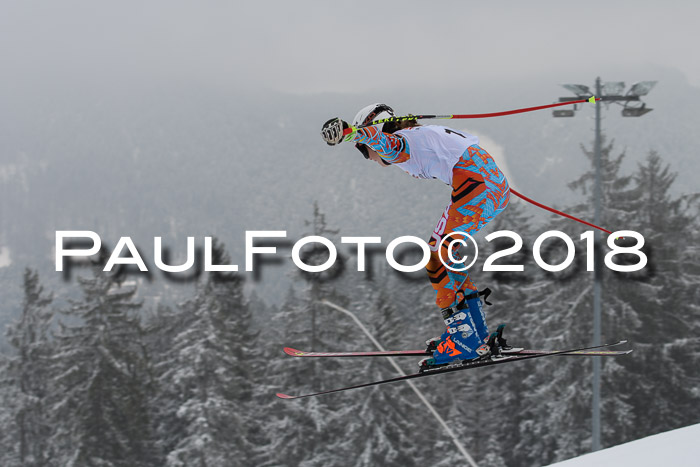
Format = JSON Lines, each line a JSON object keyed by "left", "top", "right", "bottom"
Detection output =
{"left": 343, "top": 97, "right": 599, "bottom": 134}
{"left": 510, "top": 189, "right": 613, "bottom": 235}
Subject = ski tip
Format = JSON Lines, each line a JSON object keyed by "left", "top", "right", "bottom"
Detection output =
{"left": 276, "top": 393, "right": 297, "bottom": 400}
{"left": 283, "top": 347, "right": 306, "bottom": 357}
{"left": 618, "top": 340, "right": 628, "bottom": 345}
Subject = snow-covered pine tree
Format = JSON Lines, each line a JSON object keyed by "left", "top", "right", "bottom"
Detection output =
{"left": 1, "top": 268, "right": 54, "bottom": 467}
{"left": 340, "top": 287, "right": 428, "bottom": 467}
{"left": 263, "top": 202, "right": 374, "bottom": 467}
{"left": 605, "top": 151, "right": 700, "bottom": 442}
{"left": 142, "top": 302, "right": 188, "bottom": 462}
{"left": 154, "top": 238, "right": 264, "bottom": 466}
{"left": 259, "top": 286, "right": 320, "bottom": 467}
{"left": 514, "top": 136, "right": 638, "bottom": 465}
{"left": 48, "top": 263, "right": 156, "bottom": 466}
{"left": 0, "top": 355, "right": 20, "bottom": 465}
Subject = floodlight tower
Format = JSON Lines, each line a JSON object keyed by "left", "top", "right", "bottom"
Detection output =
{"left": 553, "top": 77, "right": 656, "bottom": 452}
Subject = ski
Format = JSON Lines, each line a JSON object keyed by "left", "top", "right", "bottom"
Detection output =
{"left": 276, "top": 340, "right": 629, "bottom": 400}
{"left": 283, "top": 346, "right": 631, "bottom": 359}
{"left": 503, "top": 348, "right": 632, "bottom": 357}
{"left": 283, "top": 347, "right": 430, "bottom": 357}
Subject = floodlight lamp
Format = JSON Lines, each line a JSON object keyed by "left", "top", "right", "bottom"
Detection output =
{"left": 621, "top": 105, "right": 653, "bottom": 117}
{"left": 553, "top": 109, "right": 576, "bottom": 118}
{"left": 627, "top": 81, "right": 657, "bottom": 97}
{"left": 561, "top": 84, "right": 591, "bottom": 97}
{"left": 603, "top": 81, "right": 625, "bottom": 96}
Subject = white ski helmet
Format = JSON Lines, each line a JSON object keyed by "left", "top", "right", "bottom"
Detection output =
{"left": 352, "top": 103, "right": 395, "bottom": 130}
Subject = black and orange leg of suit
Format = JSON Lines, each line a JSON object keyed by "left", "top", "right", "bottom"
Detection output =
{"left": 426, "top": 145, "right": 510, "bottom": 309}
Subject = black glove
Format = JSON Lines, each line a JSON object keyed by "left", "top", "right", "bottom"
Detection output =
{"left": 321, "top": 118, "right": 352, "bottom": 146}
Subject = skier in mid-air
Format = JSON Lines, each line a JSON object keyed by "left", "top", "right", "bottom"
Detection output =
{"left": 321, "top": 104, "right": 511, "bottom": 369}
{"left": 275, "top": 98, "right": 627, "bottom": 400}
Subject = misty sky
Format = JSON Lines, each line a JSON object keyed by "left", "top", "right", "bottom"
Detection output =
{"left": 2, "top": 1, "right": 699, "bottom": 96}
{"left": 1, "top": 0, "right": 700, "bottom": 324}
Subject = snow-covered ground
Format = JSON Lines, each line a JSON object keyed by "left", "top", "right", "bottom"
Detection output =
{"left": 545, "top": 423, "right": 700, "bottom": 466}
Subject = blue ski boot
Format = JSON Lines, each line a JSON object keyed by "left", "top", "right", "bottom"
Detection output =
{"left": 419, "top": 306, "right": 491, "bottom": 371}
{"left": 424, "top": 288, "right": 491, "bottom": 352}
{"left": 458, "top": 289, "right": 490, "bottom": 345}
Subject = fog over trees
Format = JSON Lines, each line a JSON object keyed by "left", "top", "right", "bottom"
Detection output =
{"left": 1, "top": 134, "right": 699, "bottom": 465}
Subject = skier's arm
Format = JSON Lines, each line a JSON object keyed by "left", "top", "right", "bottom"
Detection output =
{"left": 352, "top": 126, "right": 410, "bottom": 164}
{"left": 321, "top": 118, "right": 410, "bottom": 164}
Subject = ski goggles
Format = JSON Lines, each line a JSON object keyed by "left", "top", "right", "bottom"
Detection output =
{"left": 355, "top": 143, "right": 370, "bottom": 159}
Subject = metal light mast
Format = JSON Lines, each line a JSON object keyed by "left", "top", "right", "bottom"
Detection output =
{"left": 553, "top": 77, "right": 656, "bottom": 452}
